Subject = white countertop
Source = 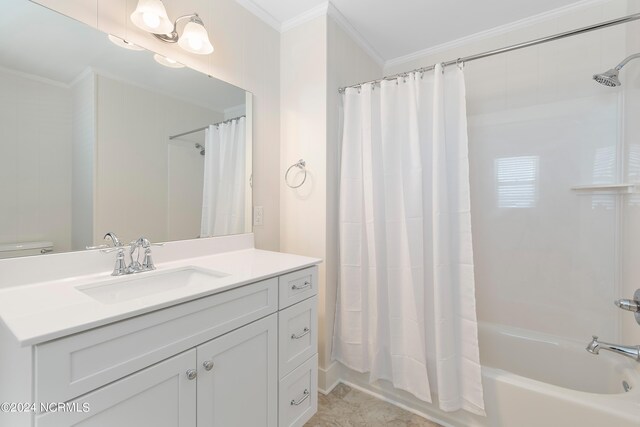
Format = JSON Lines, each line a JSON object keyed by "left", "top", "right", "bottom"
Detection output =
{"left": 0, "top": 248, "right": 320, "bottom": 346}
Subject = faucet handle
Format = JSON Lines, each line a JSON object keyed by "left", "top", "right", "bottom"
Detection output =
{"left": 615, "top": 299, "right": 640, "bottom": 312}
{"left": 615, "top": 289, "right": 640, "bottom": 326}
{"left": 86, "top": 244, "right": 109, "bottom": 250}
{"left": 100, "top": 247, "right": 127, "bottom": 276}
{"left": 101, "top": 247, "right": 124, "bottom": 254}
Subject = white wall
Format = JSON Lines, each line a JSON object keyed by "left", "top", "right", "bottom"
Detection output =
{"left": 280, "top": 14, "right": 382, "bottom": 380}
{"left": 71, "top": 71, "right": 96, "bottom": 251}
{"left": 0, "top": 68, "right": 72, "bottom": 253}
{"left": 280, "top": 14, "right": 329, "bottom": 366}
{"left": 95, "top": 73, "right": 224, "bottom": 244}
{"left": 33, "top": 0, "right": 281, "bottom": 251}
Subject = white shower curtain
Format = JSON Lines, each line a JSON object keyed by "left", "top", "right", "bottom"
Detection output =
{"left": 333, "top": 64, "right": 484, "bottom": 415}
{"left": 201, "top": 117, "right": 247, "bottom": 237}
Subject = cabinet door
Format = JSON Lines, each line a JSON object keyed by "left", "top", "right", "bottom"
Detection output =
{"left": 197, "top": 314, "right": 278, "bottom": 427}
{"left": 36, "top": 350, "right": 196, "bottom": 427}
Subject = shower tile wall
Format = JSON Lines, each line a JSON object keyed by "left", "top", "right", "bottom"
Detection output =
{"left": 622, "top": 15, "right": 640, "bottom": 344}
{"left": 385, "top": 0, "right": 638, "bottom": 342}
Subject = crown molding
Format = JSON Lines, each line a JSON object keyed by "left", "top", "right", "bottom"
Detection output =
{"left": 280, "top": 2, "right": 330, "bottom": 32}
{"left": 233, "top": 0, "right": 281, "bottom": 31}
{"left": 233, "top": 0, "right": 384, "bottom": 66}
{"left": 326, "top": 2, "right": 385, "bottom": 67}
{"left": 385, "top": 0, "right": 610, "bottom": 70}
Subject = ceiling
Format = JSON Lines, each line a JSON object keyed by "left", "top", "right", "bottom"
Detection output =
{"left": 0, "top": 0, "right": 246, "bottom": 113}
{"left": 246, "top": 0, "right": 586, "bottom": 61}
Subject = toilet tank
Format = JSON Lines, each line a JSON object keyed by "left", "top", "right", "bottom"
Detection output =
{"left": 0, "top": 241, "right": 53, "bottom": 259}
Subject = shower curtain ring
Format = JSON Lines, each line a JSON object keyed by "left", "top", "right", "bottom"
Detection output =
{"left": 456, "top": 58, "right": 464, "bottom": 70}
{"left": 285, "top": 159, "right": 307, "bottom": 189}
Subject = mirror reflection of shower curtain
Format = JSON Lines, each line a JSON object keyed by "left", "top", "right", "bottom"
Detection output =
{"left": 201, "top": 117, "right": 247, "bottom": 237}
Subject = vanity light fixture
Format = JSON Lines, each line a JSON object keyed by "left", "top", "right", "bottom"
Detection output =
{"left": 153, "top": 54, "right": 185, "bottom": 68}
{"left": 131, "top": 0, "right": 214, "bottom": 55}
{"left": 107, "top": 34, "right": 144, "bottom": 51}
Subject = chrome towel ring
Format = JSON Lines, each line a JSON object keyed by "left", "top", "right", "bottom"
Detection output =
{"left": 285, "top": 159, "right": 307, "bottom": 189}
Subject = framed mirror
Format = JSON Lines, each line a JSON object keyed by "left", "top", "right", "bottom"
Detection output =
{"left": 0, "top": 0, "right": 252, "bottom": 259}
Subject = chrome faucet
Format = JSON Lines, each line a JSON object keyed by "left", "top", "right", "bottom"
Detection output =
{"left": 102, "top": 235, "right": 163, "bottom": 276}
{"left": 586, "top": 336, "right": 640, "bottom": 362}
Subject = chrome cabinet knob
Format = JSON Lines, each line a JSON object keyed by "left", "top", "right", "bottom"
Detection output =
{"left": 203, "top": 360, "right": 214, "bottom": 371}
{"left": 186, "top": 369, "right": 197, "bottom": 380}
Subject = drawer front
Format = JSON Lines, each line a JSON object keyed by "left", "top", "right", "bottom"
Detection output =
{"left": 278, "top": 267, "right": 317, "bottom": 309}
{"left": 279, "top": 354, "right": 318, "bottom": 427}
{"left": 36, "top": 278, "right": 278, "bottom": 404}
{"left": 278, "top": 296, "right": 318, "bottom": 378}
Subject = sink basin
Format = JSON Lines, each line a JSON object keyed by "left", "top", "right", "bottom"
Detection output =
{"left": 76, "top": 267, "right": 228, "bottom": 304}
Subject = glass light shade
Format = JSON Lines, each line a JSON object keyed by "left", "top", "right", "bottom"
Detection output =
{"left": 178, "top": 20, "right": 214, "bottom": 55}
{"left": 130, "top": 0, "right": 173, "bottom": 34}
{"left": 108, "top": 34, "right": 144, "bottom": 51}
{"left": 153, "top": 54, "right": 185, "bottom": 69}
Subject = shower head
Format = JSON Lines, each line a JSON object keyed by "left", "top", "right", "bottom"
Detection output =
{"left": 593, "top": 68, "right": 621, "bottom": 87}
{"left": 593, "top": 53, "right": 640, "bottom": 87}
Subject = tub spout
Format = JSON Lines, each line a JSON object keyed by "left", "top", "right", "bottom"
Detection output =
{"left": 586, "top": 336, "right": 640, "bottom": 362}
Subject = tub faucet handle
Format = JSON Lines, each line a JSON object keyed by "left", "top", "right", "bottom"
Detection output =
{"left": 616, "top": 298, "right": 640, "bottom": 312}
{"left": 615, "top": 289, "right": 640, "bottom": 313}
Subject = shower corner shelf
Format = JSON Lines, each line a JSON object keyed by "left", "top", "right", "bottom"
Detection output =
{"left": 570, "top": 183, "right": 636, "bottom": 193}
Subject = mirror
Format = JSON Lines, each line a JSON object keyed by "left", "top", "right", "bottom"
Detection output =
{"left": 0, "top": 0, "right": 252, "bottom": 259}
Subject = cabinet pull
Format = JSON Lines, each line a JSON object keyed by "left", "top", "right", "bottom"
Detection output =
{"left": 291, "top": 327, "right": 310, "bottom": 340}
{"left": 291, "top": 281, "right": 311, "bottom": 291}
{"left": 186, "top": 369, "right": 197, "bottom": 380}
{"left": 203, "top": 360, "right": 214, "bottom": 371}
{"left": 290, "top": 389, "right": 310, "bottom": 406}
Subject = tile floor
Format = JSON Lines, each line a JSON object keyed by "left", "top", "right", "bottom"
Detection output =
{"left": 305, "top": 384, "right": 442, "bottom": 427}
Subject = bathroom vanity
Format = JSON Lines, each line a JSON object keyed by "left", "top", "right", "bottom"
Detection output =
{"left": 0, "top": 236, "right": 321, "bottom": 427}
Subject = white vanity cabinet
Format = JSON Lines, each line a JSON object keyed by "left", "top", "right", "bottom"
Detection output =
{"left": 20, "top": 265, "right": 319, "bottom": 427}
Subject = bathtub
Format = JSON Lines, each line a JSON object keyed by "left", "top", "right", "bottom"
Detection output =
{"left": 477, "top": 323, "right": 640, "bottom": 427}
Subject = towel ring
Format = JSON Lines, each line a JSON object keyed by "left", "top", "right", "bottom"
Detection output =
{"left": 285, "top": 159, "right": 307, "bottom": 189}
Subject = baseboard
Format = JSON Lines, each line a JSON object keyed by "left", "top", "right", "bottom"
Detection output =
{"left": 317, "top": 361, "right": 341, "bottom": 395}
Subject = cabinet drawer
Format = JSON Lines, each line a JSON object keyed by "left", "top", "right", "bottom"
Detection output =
{"left": 278, "top": 296, "right": 317, "bottom": 378}
{"left": 278, "top": 267, "right": 317, "bottom": 309}
{"left": 36, "top": 278, "right": 278, "bottom": 404}
{"left": 279, "top": 354, "right": 318, "bottom": 427}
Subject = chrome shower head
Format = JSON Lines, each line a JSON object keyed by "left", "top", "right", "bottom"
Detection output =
{"left": 593, "top": 53, "right": 640, "bottom": 87}
{"left": 593, "top": 69, "right": 621, "bottom": 87}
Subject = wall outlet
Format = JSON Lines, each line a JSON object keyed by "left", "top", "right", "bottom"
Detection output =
{"left": 253, "top": 206, "right": 264, "bottom": 226}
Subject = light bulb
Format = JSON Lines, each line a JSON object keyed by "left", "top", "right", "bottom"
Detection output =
{"left": 142, "top": 12, "right": 160, "bottom": 29}
{"left": 178, "top": 19, "right": 214, "bottom": 55}
{"left": 188, "top": 37, "right": 203, "bottom": 51}
{"left": 130, "top": 0, "right": 173, "bottom": 34}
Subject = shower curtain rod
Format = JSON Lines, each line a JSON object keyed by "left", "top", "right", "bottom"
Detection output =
{"left": 338, "top": 12, "right": 640, "bottom": 93}
{"left": 169, "top": 115, "right": 246, "bottom": 140}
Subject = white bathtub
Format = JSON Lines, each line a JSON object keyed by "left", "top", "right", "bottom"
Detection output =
{"left": 477, "top": 323, "right": 640, "bottom": 427}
